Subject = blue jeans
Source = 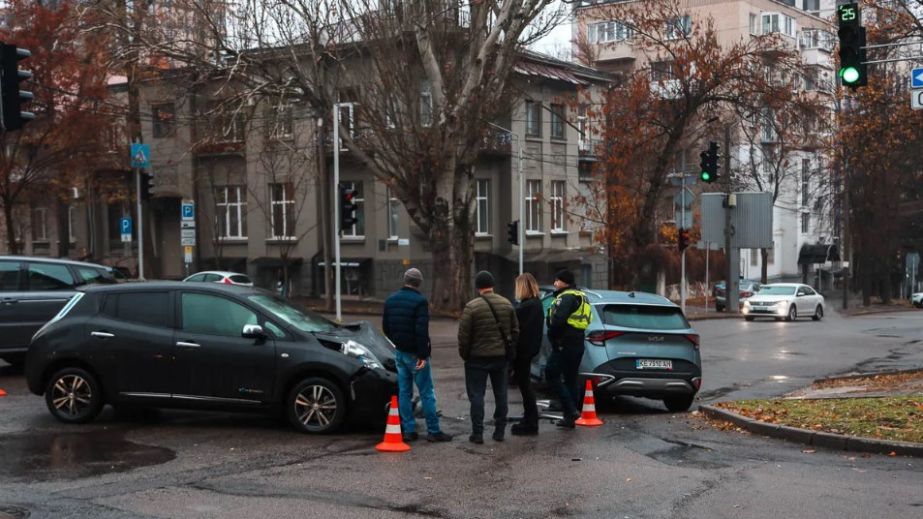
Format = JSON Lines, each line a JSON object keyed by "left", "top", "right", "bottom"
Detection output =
{"left": 395, "top": 350, "right": 441, "bottom": 435}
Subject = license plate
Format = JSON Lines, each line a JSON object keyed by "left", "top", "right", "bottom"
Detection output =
{"left": 636, "top": 359, "right": 672, "bottom": 370}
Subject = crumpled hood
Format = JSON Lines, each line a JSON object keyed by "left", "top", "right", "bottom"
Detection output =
{"left": 313, "top": 320, "right": 396, "bottom": 366}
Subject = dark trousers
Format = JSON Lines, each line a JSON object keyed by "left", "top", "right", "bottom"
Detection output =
{"left": 465, "top": 357, "right": 508, "bottom": 435}
{"left": 545, "top": 344, "right": 585, "bottom": 417}
{"left": 514, "top": 355, "right": 538, "bottom": 428}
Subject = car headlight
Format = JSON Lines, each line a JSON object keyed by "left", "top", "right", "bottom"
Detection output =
{"left": 340, "top": 340, "right": 383, "bottom": 370}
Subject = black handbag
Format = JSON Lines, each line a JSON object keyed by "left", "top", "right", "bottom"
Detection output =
{"left": 481, "top": 295, "right": 516, "bottom": 363}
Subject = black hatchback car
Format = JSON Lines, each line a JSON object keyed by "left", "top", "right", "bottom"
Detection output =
{"left": 26, "top": 282, "right": 398, "bottom": 433}
{"left": 1, "top": 256, "right": 117, "bottom": 367}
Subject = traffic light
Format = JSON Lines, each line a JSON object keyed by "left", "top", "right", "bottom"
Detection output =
{"left": 507, "top": 220, "right": 519, "bottom": 245}
{"left": 678, "top": 227, "right": 690, "bottom": 252}
{"left": 0, "top": 44, "right": 34, "bottom": 132}
{"left": 699, "top": 141, "right": 719, "bottom": 183}
{"left": 140, "top": 172, "right": 154, "bottom": 200}
{"left": 837, "top": 3, "right": 867, "bottom": 89}
{"left": 339, "top": 184, "right": 358, "bottom": 230}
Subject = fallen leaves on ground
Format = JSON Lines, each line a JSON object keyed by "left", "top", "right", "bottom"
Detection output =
{"left": 813, "top": 371, "right": 923, "bottom": 393}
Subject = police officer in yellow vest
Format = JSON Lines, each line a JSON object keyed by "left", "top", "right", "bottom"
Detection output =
{"left": 545, "top": 269, "right": 592, "bottom": 428}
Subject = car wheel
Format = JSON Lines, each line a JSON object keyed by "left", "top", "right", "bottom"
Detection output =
{"left": 745, "top": 316, "right": 755, "bottom": 322}
{"left": 663, "top": 395, "right": 695, "bottom": 412}
{"left": 44, "top": 367, "right": 104, "bottom": 424}
{"left": 787, "top": 305, "right": 797, "bottom": 322}
{"left": 286, "top": 377, "right": 346, "bottom": 434}
{"left": 812, "top": 305, "right": 823, "bottom": 321}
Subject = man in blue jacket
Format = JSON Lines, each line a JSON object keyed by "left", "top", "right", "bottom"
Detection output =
{"left": 382, "top": 268, "right": 452, "bottom": 442}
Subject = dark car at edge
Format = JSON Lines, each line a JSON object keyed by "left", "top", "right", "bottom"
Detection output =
{"left": 25, "top": 282, "right": 397, "bottom": 433}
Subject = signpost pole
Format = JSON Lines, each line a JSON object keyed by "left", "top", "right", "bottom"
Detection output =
{"left": 333, "top": 103, "right": 342, "bottom": 322}
{"left": 680, "top": 174, "right": 686, "bottom": 314}
{"left": 135, "top": 165, "right": 144, "bottom": 280}
{"left": 705, "top": 241, "right": 709, "bottom": 314}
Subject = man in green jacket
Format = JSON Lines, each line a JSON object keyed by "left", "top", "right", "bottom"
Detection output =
{"left": 458, "top": 271, "right": 519, "bottom": 444}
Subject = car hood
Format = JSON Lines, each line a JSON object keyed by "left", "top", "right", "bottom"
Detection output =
{"left": 313, "top": 320, "right": 397, "bottom": 365}
{"left": 746, "top": 295, "right": 793, "bottom": 303}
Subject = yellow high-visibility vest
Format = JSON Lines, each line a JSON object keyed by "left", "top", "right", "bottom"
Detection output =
{"left": 548, "top": 289, "right": 592, "bottom": 330}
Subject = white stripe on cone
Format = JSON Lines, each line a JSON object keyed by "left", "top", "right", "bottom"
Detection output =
{"left": 583, "top": 404, "right": 596, "bottom": 412}
{"left": 385, "top": 424, "right": 402, "bottom": 435}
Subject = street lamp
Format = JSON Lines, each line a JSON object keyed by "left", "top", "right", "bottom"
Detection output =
{"left": 487, "top": 122, "right": 524, "bottom": 276}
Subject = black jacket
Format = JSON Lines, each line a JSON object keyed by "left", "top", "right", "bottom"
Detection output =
{"left": 382, "top": 287, "right": 431, "bottom": 358}
{"left": 515, "top": 297, "right": 544, "bottom": 360}
{"left": 546, "top": 288, "right": 586, "bottom": 349}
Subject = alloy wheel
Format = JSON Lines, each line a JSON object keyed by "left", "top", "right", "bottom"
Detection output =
{"left": 50, "top": 374, "right": 93, "bottom": 418}
{"left": 788, "top": 305, "right": 797, "bottom": 322}
{"left": 293, "top": 384, "right": 338, "bottom": 431}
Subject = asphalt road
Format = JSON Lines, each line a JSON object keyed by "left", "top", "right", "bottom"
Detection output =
{"left": 1, "top": 309, "right": 921, "bottom": 519}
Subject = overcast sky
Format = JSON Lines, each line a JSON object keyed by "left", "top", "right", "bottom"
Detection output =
{"left": 530, "top": 2, "right": 575, "bottom": 59}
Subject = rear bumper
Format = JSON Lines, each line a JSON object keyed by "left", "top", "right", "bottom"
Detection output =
{"left": 582, "top": 362, "right": 701, "bottom": 399}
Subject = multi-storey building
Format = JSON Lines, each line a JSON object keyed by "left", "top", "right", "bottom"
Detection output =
{"left": 575, "top": 0, "right": 841, "bottom": 288}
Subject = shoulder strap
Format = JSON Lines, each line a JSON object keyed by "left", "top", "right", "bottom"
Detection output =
{"left": 480, "top": 295, "right": 509, "bottom": 340}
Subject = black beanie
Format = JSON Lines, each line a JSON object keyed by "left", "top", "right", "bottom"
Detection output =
{"left": 554, "top": 269, "right": 575, "bottom": 287}
{"left": 475, "top": 270, "right": 495, "bottom": 289}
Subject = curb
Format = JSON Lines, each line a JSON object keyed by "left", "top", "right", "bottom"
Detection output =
{"left": 687, "top": 313, "right": 741, "bottom": 322}
{"left": 837, "top": 306, "right": 919, "bottom": 318}
{"left": 699, "top": 404, "right": 923, "bottom": 457}
{"left": 812, "top": 367, "right": 923, "bottom": 385}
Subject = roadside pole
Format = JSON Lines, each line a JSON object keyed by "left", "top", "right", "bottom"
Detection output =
{"left": 135, "top": 165, "right": 144, "bottom": 280}
{"left": 724, "top": 124, "right": 737, "bottom": 312}
{"left": 680, "top": 173, "right": 686, "bottom": 314}
{"left": 705, "top": 241, "right": 709, "bottom": 314}
{"left": 333, "top": 103, "right": 342, "bottom": 322}
{"left": 518, "top": 139, "right": 524, "bottom": 276}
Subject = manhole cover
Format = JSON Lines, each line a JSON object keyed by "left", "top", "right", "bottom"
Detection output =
{"left": 0, "top": 506, "right": 29, "bottom": 519}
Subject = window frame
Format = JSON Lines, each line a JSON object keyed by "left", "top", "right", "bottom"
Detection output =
{"left": 525, "top": 100, "right": 542, "bottom": 138}
{"left": 475, "top": 179, "right": 491, "bottom": 236}
{"left": 269, "top": 182, "right": 296, "bottom": 240}
{"left": 216, "top": 185, "right": 248, "bottom": 240}
{"left": 801, "top": 159, "right": 810, "bottom": 207}
{"left": 525, "top": 179, "right": 543, "bottom": 233}
{"left": 387, "top": 187, "right": 401, "bottom": 240}
{"left": 550, "top": 180, "right": 566, "bottom": 232}
{"left": 31, "top": 207, "right": 48, "bottom": 242}
{"left": 268, "top": 102, "right": 294, "bottom": 140}
{"left": 550, "top": 103, "right": 566, "bottom": 140}
{"left": 151, "top": 102, "right": 177, "bottom": 138}
{"left": 665, "top": 15, "right": 691, "bottom": 40}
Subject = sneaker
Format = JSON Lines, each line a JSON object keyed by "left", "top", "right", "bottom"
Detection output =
{"left": 402, "top": 432, "right": 419, "bottom": 442}
{"left": 426, "top": 432, "right": 453, "bottom": 442}
{"left": 469, "top": 433, "right": 484, "bottom": 444}
{"left": 511, "top": 423, "right": 539, "bottom": 436}
{"left": 492, "top": 429, "right": 505, "bottom": 442}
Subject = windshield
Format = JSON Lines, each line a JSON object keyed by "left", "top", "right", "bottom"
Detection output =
{"left": 758, "top": 286, "right": 797, "bottom": 296}
{"left": 248, "top": 295, "right": 338, "bottom": 333}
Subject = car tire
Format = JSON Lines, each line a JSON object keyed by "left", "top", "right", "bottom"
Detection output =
{"left": 44, "top": 367, "right": 104, "bottom": 424}
{"left": 745, "top": 316, "right": 755, "bottom": 321}
{"left": 663, "top": 395, "right": 695, "bottom": 412}
{"left": 787, "top": 305, "right": 797, "bottom": 322}
{"left": 812, "top": 305, "right": 823, "bottom": 321}
{"left": 286, "top": 377, "right": 346, "bottom": 434}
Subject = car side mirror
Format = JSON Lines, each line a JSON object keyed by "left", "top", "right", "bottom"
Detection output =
{"left": 242, "top": 324, "right": 267, "bottom": 340}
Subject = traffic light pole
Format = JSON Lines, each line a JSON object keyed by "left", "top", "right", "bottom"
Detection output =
{"left": 680, "top": 173, "right": 686, "bottom": 314}
{"left": 724, "top": 124, "right": 738, "bottom": 313}
{"left": 333, "top": 103, "right": 342, "bottom": 322}
{"left": 135, "top": 165, "right": 144, "bottom": 280}
{"left": 518, "top": 140, "right": 524, "bottom": 276}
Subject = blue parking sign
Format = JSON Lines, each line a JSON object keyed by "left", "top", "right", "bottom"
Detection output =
{"left": 120, "top": 217, "right": 132, "bottom": 242}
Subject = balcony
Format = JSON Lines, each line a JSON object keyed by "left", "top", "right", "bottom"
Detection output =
{"left": 479, "top": 127, "right": 512, "bottom": 156}
{"left": 578, "top": 138, "right": 601, "bottom": 159}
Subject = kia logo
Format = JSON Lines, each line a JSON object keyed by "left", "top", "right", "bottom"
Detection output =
{"left": 648, "top": 336, "right": 664, "bottom": 342}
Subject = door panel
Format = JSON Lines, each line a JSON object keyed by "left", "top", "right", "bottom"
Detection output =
{"left": 0, "top": 259, "right": 25, "bottom": 351}
{"left": 173, "top": 292, "right": 275, "bottom": 402}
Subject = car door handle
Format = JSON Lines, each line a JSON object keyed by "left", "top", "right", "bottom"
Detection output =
{"left": 176, "top": 341, "right": 201, "bottom": 348}
{"left": 91, "top": 331, "right": 115, "bottom": 338}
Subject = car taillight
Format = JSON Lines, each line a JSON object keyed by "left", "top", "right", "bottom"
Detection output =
{"left": 223, "top": 277, "right": 232, "bottom": 284}
{"left": 741, "top": 291, "right": 753, "bottom": 298}
{"left": 685, "top": 334, "right": 700, "bottom": 349}
{"left": 586, "top": 330, "right": 624, "bottom": 346}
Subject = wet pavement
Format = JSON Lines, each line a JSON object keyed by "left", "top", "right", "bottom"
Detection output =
{"left": 0, "top": 310, "right": 921, "bottom": 518}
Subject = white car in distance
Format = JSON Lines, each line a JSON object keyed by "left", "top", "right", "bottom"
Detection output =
{"left": 912, "top": 292, "right": 923, "bottom": 308}
{"left": 182, "top": 271, "right": 254, "bottom": 287}
{"left": 742, "top": 283, "right": 825, "bottom": 322}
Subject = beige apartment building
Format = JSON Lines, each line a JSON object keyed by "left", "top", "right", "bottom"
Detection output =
{"left": 574, "top": 0, "right": 842, "bottom": 286}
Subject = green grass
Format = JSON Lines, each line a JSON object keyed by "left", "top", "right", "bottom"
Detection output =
{"left": 717, "top": 396, "right": 923, "bottom": 444}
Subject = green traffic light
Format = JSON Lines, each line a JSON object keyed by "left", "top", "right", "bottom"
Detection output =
{"left": 840, "top": 66, "right": 860, "bottom": 84}
{"left": 700, "top": 171, "right": 711, "bottom": 182}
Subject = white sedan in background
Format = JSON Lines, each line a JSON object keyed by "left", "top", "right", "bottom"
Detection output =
{"left": 912, "top": 292, "right": 923, "bottom": 308}
{"left": 742, "top": 283, "right": 825, "bottom": 322}
{"left": 182, "top": 271, "right": 254, "bottom": 286}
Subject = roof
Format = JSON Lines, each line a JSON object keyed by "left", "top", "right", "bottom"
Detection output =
{"left": 544, "top": 288, "right": 677, "bottom": 307}
{"left": 186, "top": 271, "right": 249, "bottom": 277}
{"left": 516, "top": 50, "right": 613, "bottom": 85}
{"left": 81, "top": 281, "right": 261, "bottom": 295}
{"left": 0, "top": 256, "right": 111, "bottom": 270}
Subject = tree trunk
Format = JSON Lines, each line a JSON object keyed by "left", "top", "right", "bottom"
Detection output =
{"left": 3, "top": 202, "right": 18, "bottom": 255}
{"left": 427, "top": 165, "right": 475, "bottom": 314}
{"left": 760, "top": 248, "right": 769, "bottom": 284}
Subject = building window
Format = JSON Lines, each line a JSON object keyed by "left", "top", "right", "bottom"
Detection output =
{"left": 749, "top": 13, "right": 759, "bottom": 35}
{"left": 803, "top": 0, "right": 819, "bottom": 13}
{"left": 341, "top": 181, "right": 365, "bottom": 237}
{"left": 475, "top": 179, "right": 490, "bottom": 235}
{"left": 152, "top": 103, "right": 176, "bottom": 138}
{"left": 525, "top": 180, "right": 542, "bottom": 232}
{"left": 802, "top": 212, "right": 810, "bottom": 234}
{"left": 525, "top": 101, "right": 541, "bottom": 137}
{"left": 68, "top": 205, "right": 76, "bottom": 243}
{"left": 550, "top": 104, "right": 565, "bottom": 140}
{"left": 589, "top": 20, "right": 633, "bottom": 43}
{"left": 208, "top": 102, "right": 245, "bottom": 143}
{"left": 665, "top": 15, "right": 691, "bottom": 40}
{"left": 650, "top": 60, "right": 675, "bottom": 82}
{"left": 268, "top": 103, "right": 294, "bottom": 140}
{"left": 577, "top": 104, "right": 589, "bottom": 151}
{"left": 420, "top": 81, "right": 433, "bottom": 127}
{"left": 762, "top": 13, "right": 796, "bottom": 38}
{"left": 269, "top": 183, "right": 295, "bottom": 239}
{"left": 216, "top": 185, "right": 247, "bottom": 239}
{"left": 336, "top": 102, "right": 355, "bottom": 139}
{"left": 550, "top": 180, "right": 565, "bottom": 232}
{"left": 801, "top": 159, "right": 810, "bottom": 207}
{"left": 387, "top": 187, "right": 400, "bottom": 239}
{"left": 32, "top": 208, "right": 48, "bottom": 241}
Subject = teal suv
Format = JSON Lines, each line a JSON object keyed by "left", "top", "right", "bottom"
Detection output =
{"left": 532, "top": 290, "right": 701, "bottom": 412}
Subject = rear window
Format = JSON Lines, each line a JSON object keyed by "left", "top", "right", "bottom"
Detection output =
{"left": 106, "top": 292, "right": 173, "bottom": 328}
{"left": 76, "top": 266, "right": 115, "bottom": 286}
{"left": 230, "top": 275, "right": 251, "bottom": 284}
{"left": 0, "top": 260, "right": 21, "bottom": 291}
{"left": 601, "top": 304, "right": 690, "bottom": 330}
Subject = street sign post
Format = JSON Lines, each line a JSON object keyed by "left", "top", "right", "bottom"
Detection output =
{"left": 181, "top": 200, "right": 195, "bottom": 221}
{"left": 911, "top": 68, "right": 923, "bottom": 89}
{"left": 120, "top": 217, "right": 132, "bottom": 243}
{"left": 912, "top": 89, "right": 923, "bottom": 110}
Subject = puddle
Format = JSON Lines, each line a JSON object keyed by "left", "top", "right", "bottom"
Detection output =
{"left": 0, "top": 430, "right": 175, "bottom": 482}
{"left": 645, "top": 444, "right": 728, "bottom": 470}
{"left": 0, "top": 506, "right": 29, "bottom": 519}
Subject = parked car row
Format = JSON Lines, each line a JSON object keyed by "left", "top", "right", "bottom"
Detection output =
{"left": 713, "top": 279, "right": 762, "bottom": 312}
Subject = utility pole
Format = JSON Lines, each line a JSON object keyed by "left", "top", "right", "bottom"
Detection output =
{"left": 333, "top": 103, "right": 342, "bottom": 322}
{"left": 317, "top": 117, "right": 333, "bottom": 312}
{"left": 724, "top": 124, "right": 738, "bottom": 313}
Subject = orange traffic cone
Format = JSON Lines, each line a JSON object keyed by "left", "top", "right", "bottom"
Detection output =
{"left": 376, "top": 395, "right": 411, "bottom": 452}
{"left": 576, "top": 380, "right": 604, "bottom": 427}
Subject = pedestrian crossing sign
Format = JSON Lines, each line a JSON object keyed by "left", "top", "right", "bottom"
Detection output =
{"left": 130, "top": 143, "right": 150, "bottom": 168}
